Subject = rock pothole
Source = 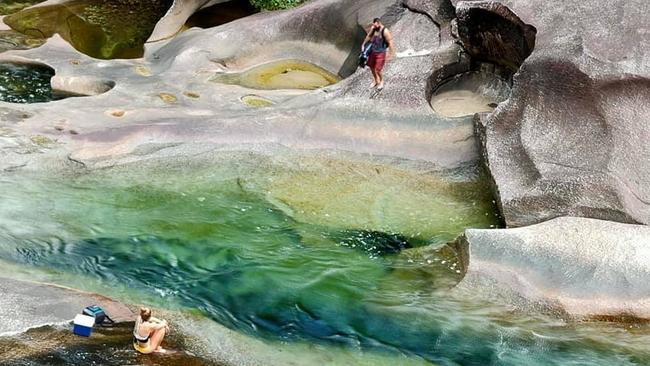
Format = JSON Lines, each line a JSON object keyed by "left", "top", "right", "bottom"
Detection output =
{"left": 0, "top": 62, "right": 85, "bottom": 103}
{"left": 430, "top": 71, "right": 510, "bottom": 118}
{"left": 211, "top": 59, "right": 340, "bottom": 90}
{"left": 428, "top": 1, "right": 536, "bottom": 118}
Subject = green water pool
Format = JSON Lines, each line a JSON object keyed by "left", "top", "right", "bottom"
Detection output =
{"left": 0, "top": 151, "right": 648, "bottom": 365}
{"left": 0, "top": 63, "right": 66, "bottom": 103}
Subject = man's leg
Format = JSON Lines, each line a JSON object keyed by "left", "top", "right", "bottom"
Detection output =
{"left": 370, "top": 69, "right": 379, "bottom": 87}
{"left": 375, "top": 53, "right": 386, "bottom": 89}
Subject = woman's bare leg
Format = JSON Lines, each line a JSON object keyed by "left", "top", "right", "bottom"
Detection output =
{"left": 150, "top": 327, "right": 167, "bottom": 352}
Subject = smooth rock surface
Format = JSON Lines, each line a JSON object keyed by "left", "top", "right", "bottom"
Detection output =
{"left": 0, "top": 0, "right": 483, "bottom": 175}
{"left": 460, "top": 217, "right": 650, "bottom": 318}
{"left": 469, "top": 0, "right": 650, "bottom": 227}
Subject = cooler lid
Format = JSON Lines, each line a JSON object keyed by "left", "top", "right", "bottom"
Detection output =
{"left": 73, "top": 314, "right": 96, "bottom": 327}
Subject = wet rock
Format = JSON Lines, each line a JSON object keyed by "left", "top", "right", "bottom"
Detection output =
{"left": 459, "top": 217, "right": 650, "bottom": 319}
{"left": 0, "top": 277, "right": 133, "bottom": 334}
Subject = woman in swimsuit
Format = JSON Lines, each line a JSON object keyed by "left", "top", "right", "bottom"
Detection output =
{"left": 133, "top": 307, "right": 169, "bottom": 354}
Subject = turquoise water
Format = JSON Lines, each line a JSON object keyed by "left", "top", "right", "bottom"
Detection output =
{"left": 0, "top": 152, "right": 649, "bottom": 365}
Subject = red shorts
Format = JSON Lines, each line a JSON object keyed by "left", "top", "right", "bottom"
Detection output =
{"left": 367, "top": 51, "right": 386, "bottom": 72}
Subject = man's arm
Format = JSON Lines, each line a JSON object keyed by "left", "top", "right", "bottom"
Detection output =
{"left": 361, "top": 26, "right": 373, "bottom": 50}
{"left": 384, "top": 29, "right": 396, "bottom": 59}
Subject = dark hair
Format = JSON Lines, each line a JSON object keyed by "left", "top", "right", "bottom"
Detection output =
{"left": 140, "top": 307, "right": 152, "bottom": 322}
{"left": 373, "top": 17, "right": 381, "bottom": 23}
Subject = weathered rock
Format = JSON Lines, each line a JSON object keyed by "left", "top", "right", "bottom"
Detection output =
{"left": 455, "top": 1, "right": 536, "bottom": 73}
{"left": 402, "top": 0, "right": 456, "bottom": 28}
{"left": 148, "top": 0, "right": 228, "bottom": 42}
{"left": 459, "top": 217, "right": 650, "bottom": 318}
{"left": 471, "top": 0, "right": 650, "bottom": 227}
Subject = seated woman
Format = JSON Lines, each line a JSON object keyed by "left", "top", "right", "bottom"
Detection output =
{"left": 133, "top": 307, "right": 169, "bottom": 354}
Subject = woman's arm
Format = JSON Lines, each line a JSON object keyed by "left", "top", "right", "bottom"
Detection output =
{"left": 147, "top": 321, "right": 168, "bottom": 330}
{"left": 149, "top": 316, "right": 166, "bottom": 323}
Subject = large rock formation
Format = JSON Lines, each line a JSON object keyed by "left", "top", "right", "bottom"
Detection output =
{"left": 459, "top": 217, "right": 650, "bottom": 318}
{"left": 0, "top": 0, "right": 490, "bottom": 172}
{"left": 470, "top": 0, "right": 650, "bottom": 227}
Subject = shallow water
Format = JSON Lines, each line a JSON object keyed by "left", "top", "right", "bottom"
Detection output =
{"left": 0, "top": 151, "right": 649, "bottom": 365}
{"left": 4, "top": 0, "right": 173, "bottom": 59}
{"left": 211, "top": 59, "right": 340, "bottom": 90}
{"left": 430, "top": 72, "right": 511, "bottom": 118}
{"left": 0, "top": 63, "right": 73, "bottom": 103}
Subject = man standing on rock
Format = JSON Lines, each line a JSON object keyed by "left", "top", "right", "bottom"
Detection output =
{"left": 362, "top": 18, "right": 395, "bottom": 90}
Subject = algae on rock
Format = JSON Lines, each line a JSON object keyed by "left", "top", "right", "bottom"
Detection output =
{"left": 0, "top": 0, "right": 45, "bottom": 15}
{"left": 4, "top": 0, "right": 173, "bottom": 59}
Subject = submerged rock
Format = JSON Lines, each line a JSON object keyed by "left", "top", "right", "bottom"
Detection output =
{"left": 332, "top": 230, "right": 416, "bottom": 257}
{"left": 459, "top": 217, "right": 650, "bottom": 319}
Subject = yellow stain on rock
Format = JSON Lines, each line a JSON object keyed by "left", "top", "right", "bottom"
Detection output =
{"left": 158, "top": 93, "right": 177, "bottom": 104}
{"left": 30, "top": 135, "right": 55, "bottom": 146}
{"left": 240, "top": 95, "right": 274, "bottom": 108}
{"left": 135, "top": 65, "right": 152, "bottom": 77}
